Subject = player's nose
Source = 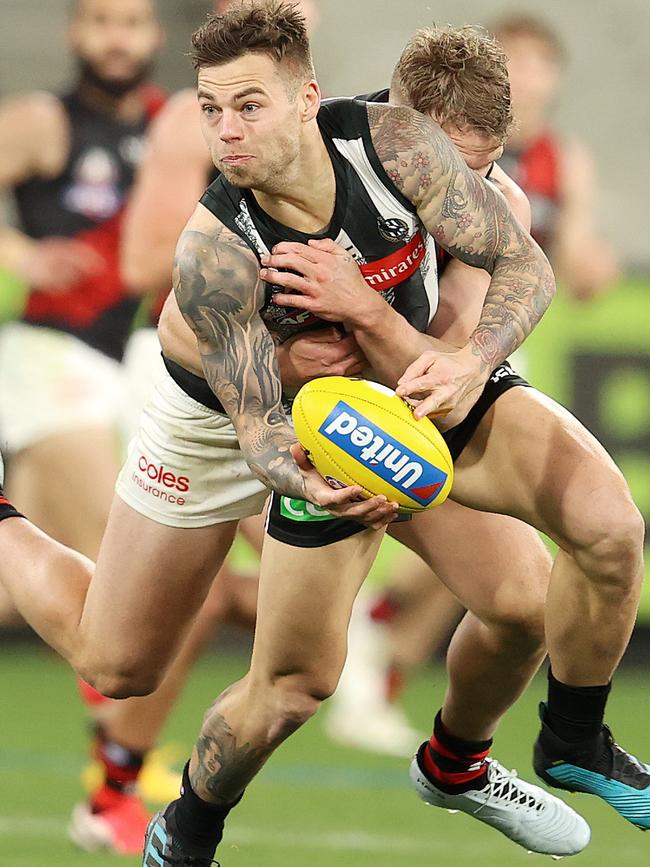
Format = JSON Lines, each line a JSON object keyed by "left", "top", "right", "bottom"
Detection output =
{"left": 219, "top": 109, "right": 244, "bottom": 141}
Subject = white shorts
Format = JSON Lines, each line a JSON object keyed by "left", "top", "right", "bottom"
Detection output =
{"left": 115, "top": 365, "right": 268, "bottom": 528}
{"left": 0, "top": 322, "right": 122, "bottom": 453}
{"left": 120, "top": 326, "right": 164, "bottom": 444}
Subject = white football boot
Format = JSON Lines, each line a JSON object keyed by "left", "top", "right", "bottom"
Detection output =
{"left": 410, "top": 750, "right": 591, "bottom": 856}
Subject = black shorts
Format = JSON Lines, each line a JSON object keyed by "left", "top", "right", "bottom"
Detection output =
{"left": 266, "top": 362, "right": 530, "bottom": 548}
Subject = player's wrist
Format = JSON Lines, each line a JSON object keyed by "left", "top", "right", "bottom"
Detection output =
{"left": 466, "top": 330, "right": 505, "bottom": 374}
{"left": 343, "top": 290, "right": 387, "bottom": 333}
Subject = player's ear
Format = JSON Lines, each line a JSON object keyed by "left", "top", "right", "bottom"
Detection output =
{"left": 300, "top": 80, "right": 321, "bottom": 123}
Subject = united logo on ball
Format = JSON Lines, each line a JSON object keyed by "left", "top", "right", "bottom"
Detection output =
{"left": 292, "top": 377, "right": 453, "bottom": 512}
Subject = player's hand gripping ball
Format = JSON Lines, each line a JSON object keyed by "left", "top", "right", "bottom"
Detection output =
{"left": 292, "top": 377, "right": 453, "bottom": 513}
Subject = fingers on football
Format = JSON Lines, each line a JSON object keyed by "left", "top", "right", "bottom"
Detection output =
{"left": 413, "top": 395, "right": 453, "bottom": 420}
{"left": 328, "top": 495, "right": 399, "bottom": 527}
{"left": 396, "top": 375, "right": 441, "bottom": 404}
{"left": 398, "top": 352, "right": 437, "bottom": 387}
{"left": 290, "top": 442, "right": 313, "bottom": 468}
{"left": 319, "top": 484, "right": 364, "bottom": 506}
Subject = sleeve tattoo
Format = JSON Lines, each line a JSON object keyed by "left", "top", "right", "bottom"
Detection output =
{"left": 367, "top": 103, "right": 556, "bottom": 370}
{"left": 173, "top": 225, "right": 306, "bottom": 498}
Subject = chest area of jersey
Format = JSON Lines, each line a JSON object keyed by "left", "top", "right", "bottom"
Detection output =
{"left": 60, "top": 119, "right": 146, "bottom": 223}
{"left": 234, "top": 200, "right": 438, "bottom": 342}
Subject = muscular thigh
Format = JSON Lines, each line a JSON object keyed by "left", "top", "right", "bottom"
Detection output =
{"left": 389, "top": 500, "right": 551, "bottom": 624}
{"left": 80, "top": 496, "right": 238, "bottom": 676}
{"left": 450, "top": 387, "right": 632, "bottom": 550}
{"left": 250, "top": 528, "right": 385, "bottom": 690}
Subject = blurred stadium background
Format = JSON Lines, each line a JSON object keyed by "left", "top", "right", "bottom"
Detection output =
{"left": 1, "top": 1, "right": 649, "bottom": 865}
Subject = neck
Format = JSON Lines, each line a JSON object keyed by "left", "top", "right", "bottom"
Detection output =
{"left": 253, "top": 125, "right": 335, "bottom": 234}
{"left": 75, "top": 80, "right": 145, "bottom": 124}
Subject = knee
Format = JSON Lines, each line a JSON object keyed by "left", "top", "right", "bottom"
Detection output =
{"left": 484, "top": 587, "right": 546, "bottom": 654}
{"left": 252, "top": 671, "right": 338, "bottom": 749}
{"left": 77, "top": 654, "right": 163, "bottom": 700}
{"left": 579, "top": 496, "right": 645, "bottom": 589}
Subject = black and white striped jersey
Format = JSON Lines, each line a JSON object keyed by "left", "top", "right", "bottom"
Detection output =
{"left": 199, "top": 97, "right": 438, "bottom": 343}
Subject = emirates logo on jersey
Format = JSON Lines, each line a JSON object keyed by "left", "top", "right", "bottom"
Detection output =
{"left": 359, "top": 231, "right": 426, "bottom": 290}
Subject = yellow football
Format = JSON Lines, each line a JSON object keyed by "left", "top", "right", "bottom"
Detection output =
{"left": 292, "top": 376, "right": 453, "bottom": 513}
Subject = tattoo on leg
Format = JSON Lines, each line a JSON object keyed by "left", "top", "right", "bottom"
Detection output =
{"left": 191, "top": 712, "right": 267, "bottom": 805}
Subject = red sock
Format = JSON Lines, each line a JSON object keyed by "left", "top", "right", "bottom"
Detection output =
{"left": 420, "top": 711, "right": 492, "bottom": 793}
{"left": 91, "top": 727, "right": 145, "bottom": 803}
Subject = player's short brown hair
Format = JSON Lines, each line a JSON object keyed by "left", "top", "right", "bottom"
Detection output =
{"left": 394, "top": 25, "right": 514, "bottom": 143}
{"left": 490, "top": 14, "right": 565, "bottom": 63}
{"left": 191, "top": 1, "right": 314, "bottom": 82}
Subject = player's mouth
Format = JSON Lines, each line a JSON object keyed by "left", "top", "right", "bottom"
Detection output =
{"left": 221, "top": 155, "right": 253, "bottom": 166}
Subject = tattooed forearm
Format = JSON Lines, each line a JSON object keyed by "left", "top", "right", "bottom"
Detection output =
{"left": 173, "top": 225, "right": 306, "bottom": 498}
{"left": 468, "top": 247, "right": 556, "bottom": 369}
{"left": 367, "top": 103, "right": 556, "bottom": 368}
{"left": 190, "top": 713, "right": 267, "bottom": 805}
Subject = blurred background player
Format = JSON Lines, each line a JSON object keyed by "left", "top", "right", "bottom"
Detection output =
{"left": 0, "top": 0, "right": 164, "bottom": 555}
{"left": 0, "top": 0, "right": 168, "bottom": 854}
{"left": 493, "top": 13, "right": 619, "bottom": 301}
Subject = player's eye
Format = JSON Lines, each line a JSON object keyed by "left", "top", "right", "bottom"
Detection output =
{"left": 242, "top": 103, "right": 260, "bottom": 114}
{"left": 201, "top": 104, "right": 217, "bottom": 116}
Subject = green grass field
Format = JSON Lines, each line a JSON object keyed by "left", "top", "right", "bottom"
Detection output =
{"left": 2, "top": 645, "right": 649, "bottom": 866}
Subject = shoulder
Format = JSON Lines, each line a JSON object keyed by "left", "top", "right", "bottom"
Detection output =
{"left": 0, "top": 91, "right": 67, "bottom": 141}
{"left": 0, "top": 90, "right": 66, "bottom": 130}
{"left": 0, "top": 91, "right": 69, "bottom": 177}
{"left": 175, "top": 208, "right": 259, "bottom": 316}
{"left": 317, "top": 96, "right": 373, "bottom": 138}
{"left": 180, "top": 205, "right": 255, "bottom": 258}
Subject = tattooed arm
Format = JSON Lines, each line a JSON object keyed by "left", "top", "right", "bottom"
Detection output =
{"left": 173, "top": 207, "right": 397, "bottom": 524}
{"left": 366, "top": 103, "right": 555, "bottom": 420}
{"left": 174, "top": 216, "right": 306, "bottom": 496}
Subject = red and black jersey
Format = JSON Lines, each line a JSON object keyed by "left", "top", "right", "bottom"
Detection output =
{"left": 200, "top": 97, "right": 439, "bottom": 346}
{"left": 499, "top": 133, "right": 561, "bottom": 253}
{"left": 13, "top": 85, "right": 165, "bottom": 360}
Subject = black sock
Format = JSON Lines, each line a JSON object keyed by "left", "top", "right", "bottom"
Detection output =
{"left": 545, "top": 668, "right": 611, "bottom": 743}
{"left": 168, "top": 762, "right": 241, "bottom": 855}
{"left": 0, "top": 490, "right": 24, "bottom": 523}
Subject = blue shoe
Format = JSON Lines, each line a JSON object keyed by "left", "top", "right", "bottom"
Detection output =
{"left": 534, "top": 703, "right": 650, "bottom": 830}
{"left": 142, "top": 808, "right": 219, "bottom": 866}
